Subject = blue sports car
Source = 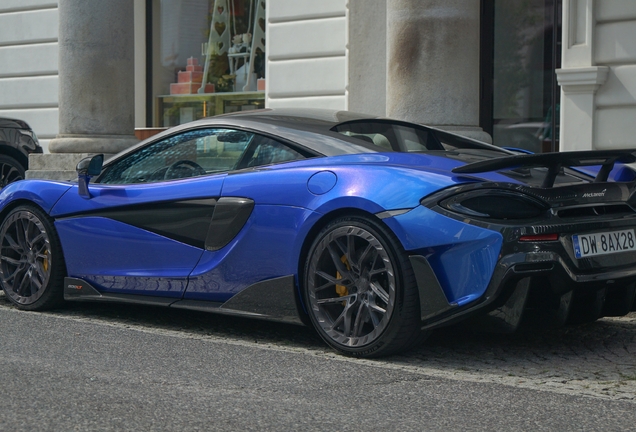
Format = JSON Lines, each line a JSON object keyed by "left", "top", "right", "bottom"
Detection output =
{"left": 2, "top": 109, "right": 636, "bottom": 357}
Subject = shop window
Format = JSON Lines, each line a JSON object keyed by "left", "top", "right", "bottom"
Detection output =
{"left": 149, "top": 0, "right": 266, "bottom": 127}
{"left": 481, "top": 0, "right": 561, "bottom": 153}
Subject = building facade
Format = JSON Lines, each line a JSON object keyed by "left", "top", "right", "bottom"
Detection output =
{"left": 0, "top": 1, "right": 634, "bottom": 179}
{"left": 558, "top": 0, "right": 636, "bottom": 151}
{"left": 0, "top": 0, "right": 59, "bottom": 151}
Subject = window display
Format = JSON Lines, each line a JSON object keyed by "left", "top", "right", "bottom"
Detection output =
{"left": 482, "top": 0, "right": 561, "bottom": 153}
{"left": 152, "top": 0, "right": 265, "bottom": 127}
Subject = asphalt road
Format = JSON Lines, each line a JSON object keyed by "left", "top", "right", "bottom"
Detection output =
{"left": 1, "top": 293, "right": 635, "bottom": 431}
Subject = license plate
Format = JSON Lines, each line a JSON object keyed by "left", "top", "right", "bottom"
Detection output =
{"left": 572, "top": 229, "right": 636, "bottom": 258}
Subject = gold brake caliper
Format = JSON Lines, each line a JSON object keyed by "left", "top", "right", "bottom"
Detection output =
{"left": 42, "top": 250, "right": 49, "bottom": 272}
{"left": 335, "top": 255, "right": 350, "bottom": 297}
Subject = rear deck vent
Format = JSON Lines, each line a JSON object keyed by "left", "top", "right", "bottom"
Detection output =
{"left": 557, "top": 204, "right": 634, "bottom": 219}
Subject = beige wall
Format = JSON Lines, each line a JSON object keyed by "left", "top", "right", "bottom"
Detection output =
{"left": 0, "top": 1, "right": 59, "bottom": 152}
{"left": 134, "top": 0, "right": 146, "bottom": 128}
{"left": 265, "top": 0, "right": 348, "bottom": 110}
{"left": 558, "top": 0, "right": 636, "bottom": 151}
{"left": 594, "top": 1, "right": 636, "bottom": 149}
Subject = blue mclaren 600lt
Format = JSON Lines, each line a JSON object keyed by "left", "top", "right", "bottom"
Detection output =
{"left": 1, "top": 109, "right": 635, "bottom": 357}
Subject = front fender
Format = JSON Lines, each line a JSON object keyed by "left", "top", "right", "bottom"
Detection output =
{"left": 0, "top": 179, "right": 74, "bottom": 215}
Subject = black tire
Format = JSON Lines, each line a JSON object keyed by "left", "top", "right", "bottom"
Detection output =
{"left": 0, "top": 205, "right": 66, "bottom": 310}
{"left": 303, "top": 216, "right": 424, "bottom": 358}
{"left": 0, "top": 155, "right": 25, "bottom": 187}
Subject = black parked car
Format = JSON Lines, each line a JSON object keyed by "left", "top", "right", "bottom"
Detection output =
{"left": 0, "top": 117, "right": 43, "bottom": 186}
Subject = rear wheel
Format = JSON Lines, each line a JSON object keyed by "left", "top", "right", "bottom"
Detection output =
{"left": 0, "top": 205, "right": 65, "bottom": 310}
{"left": 0, "top": 155, "right": 25, "bottom": 187}
{"left": 303, "top": 216, "right": 423, "bottom": 357}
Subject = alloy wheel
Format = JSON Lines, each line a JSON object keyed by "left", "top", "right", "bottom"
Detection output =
{"left": 306, "top": 224, "right": 396, "bottom": 348}
{"left": 0, "top": 210, "right": 52, "bottom": 305}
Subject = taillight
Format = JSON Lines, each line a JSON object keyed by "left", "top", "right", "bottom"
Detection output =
{"left": 519, "top": 233, "right": 559, "bottom": 242}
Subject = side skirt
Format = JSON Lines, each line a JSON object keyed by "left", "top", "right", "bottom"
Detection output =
{"left": 64, "top": 278, "right": 175, "bottom": 306}
{"left": 63, "top": 275, "right": 304, "bottom": 326}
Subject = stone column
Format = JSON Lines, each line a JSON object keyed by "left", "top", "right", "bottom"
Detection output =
{"left": 556, "top": 67, "right": 608, "bottom": 151}
{"left": 348, "top": 0, "right": 387, "bottom": 117}
{"left": 28, "top": 0, "right": 138, "bottom": 180}
{"left": 386, "top": 0, "right": 490, "bottom": 142}
{"left": 556, "top": 0, "right": 608, "bottom": 151}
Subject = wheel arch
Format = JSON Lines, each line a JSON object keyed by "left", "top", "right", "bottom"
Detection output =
{"left": 0, "top": 199, "right": 47, "bottom": 222}
{"left": 0, "top": 181, "right": 74, "bottom": 217}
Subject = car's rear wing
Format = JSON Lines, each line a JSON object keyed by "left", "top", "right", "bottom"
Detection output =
{"left": 452, "top": 150, "right": 636, "bottom": 188}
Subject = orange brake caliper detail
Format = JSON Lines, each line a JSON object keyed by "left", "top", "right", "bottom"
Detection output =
{"left": 335, "top": 255, "right": 350, "bottom": 297}
{"left": 42, "top": 250, "right": 49, "bottom": 272}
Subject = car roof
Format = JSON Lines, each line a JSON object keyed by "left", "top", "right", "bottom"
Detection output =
{"left": 214, "top": 107, "right": 377, "bottom": 128}
{"left": 106, "top": 108, "right": 503, "bottom": 165}
{"left": 134, "top": 108, "right": 384, "bottom": 158}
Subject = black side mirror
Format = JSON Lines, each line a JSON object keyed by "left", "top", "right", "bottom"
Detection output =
{"left": 76, "top": 154, "right": 103, "bottom": 199}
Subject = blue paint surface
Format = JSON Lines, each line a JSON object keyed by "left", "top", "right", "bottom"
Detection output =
{"left": 0, "top": 151, "right": 532, "bottom": 308}
{"left": 307, "top": 171, "right": 337, "bottom": 195}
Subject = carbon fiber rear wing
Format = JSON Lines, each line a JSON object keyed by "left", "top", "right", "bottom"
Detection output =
{"left": 451, "top": 150, "right": 636, "bottom": 188}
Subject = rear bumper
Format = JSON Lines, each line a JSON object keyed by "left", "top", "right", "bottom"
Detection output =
{"left": 410, "top": 233, "right": 636, "bottom": 331}
{"left": 386, "top": 201, "right": 636, "bottom": 329}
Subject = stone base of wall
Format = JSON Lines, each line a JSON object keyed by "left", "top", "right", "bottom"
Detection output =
{"left": 26, "top": 153, "right": 117, "bottom": 181}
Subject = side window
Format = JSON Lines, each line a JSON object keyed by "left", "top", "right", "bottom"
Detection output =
{"left": 240, "top": 136, "right": 305, "bottom": 169}
{"left": 98, "top": 128, "right": 254, "bottom": 184}
{"left": 332, "top": 121, "right": 439, "bottom": 152}
{"left": 337, "top": 130, "right": 392, "bottom": 150}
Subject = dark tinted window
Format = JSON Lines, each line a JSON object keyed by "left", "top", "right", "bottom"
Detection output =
{"left": 99, "top": 128, "right": 306, "bottom": 184}
{"left": 240, "top": 136, "right": 305, "bottom": 168}
{"left": 99, "top": 128, "right": 254, "bottom": 184}
{"left": 332, "top": 120, "right": 510, "bottom": 154}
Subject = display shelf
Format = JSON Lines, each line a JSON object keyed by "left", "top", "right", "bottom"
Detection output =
{"left": 156, "top": 92, "right": 265, "bottom": 127}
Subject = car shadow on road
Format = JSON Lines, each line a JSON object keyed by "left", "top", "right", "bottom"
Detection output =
{"left": 27, "top": 297, "right": 326, "bottom": 350}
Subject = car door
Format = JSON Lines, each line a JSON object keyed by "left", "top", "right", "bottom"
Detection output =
{"left": 184, "top": 135, "right": 310, "bottom": 302}
{"left": 50, "top": 127, "right": 255, "bottom": 298}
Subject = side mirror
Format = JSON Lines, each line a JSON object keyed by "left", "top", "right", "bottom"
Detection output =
{"left": 76, "top": 154, "right": 103, "bottom": 199}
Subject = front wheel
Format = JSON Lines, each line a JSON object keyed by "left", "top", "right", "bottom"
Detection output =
{"left": 303, "top": 216, "right": 424, "bottom": 357}
{"left": 0, "top": 205, "right": 66, "bottom": 310}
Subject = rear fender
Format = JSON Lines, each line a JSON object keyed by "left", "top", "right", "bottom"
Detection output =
{"left": 222, "top": 164, "right": 459, "bottom": 212}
